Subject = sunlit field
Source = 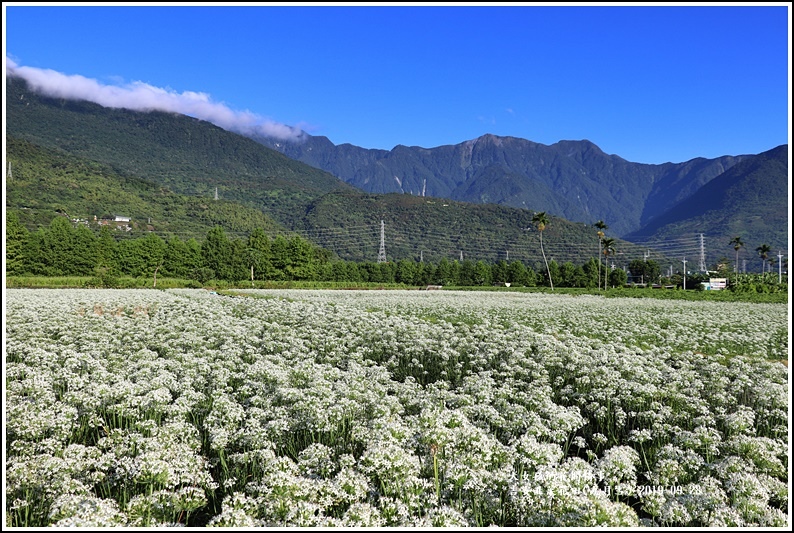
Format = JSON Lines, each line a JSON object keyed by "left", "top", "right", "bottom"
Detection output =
{"left": 5, "top": 288, "right": 789, "bottom": 527}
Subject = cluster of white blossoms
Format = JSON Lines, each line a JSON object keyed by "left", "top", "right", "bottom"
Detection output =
{"left": 5, "top": 288, "right": 789, "bottom": 527}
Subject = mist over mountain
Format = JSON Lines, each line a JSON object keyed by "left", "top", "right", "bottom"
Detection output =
{"left": 5, "top": 74, "right": 353, "bottom": 230}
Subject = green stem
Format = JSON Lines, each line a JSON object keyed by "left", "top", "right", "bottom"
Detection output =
{"left": 433, "top": 452, "right": 440, "bottom": 504}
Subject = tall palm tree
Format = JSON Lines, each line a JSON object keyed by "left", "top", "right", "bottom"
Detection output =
{"left": 729, "top": 236, "right": 744, "bottom": 274}
{"left": 756, "top": 244, "right": 771, "bottom": 274}
{"left": 532, "top": 211, "right": 553, "bottom": 291}
{"left": 594, "top": 220, "right": 608, "bottom": 289}
{"left": 602, "top": 237, "right": 616, "bottom": 289}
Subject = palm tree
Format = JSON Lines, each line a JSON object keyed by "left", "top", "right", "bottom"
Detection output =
{"left": 756, "top": 244, "right": 771, "bottom": 274}
{"left": 594, "top": 220, "right": 608, "bottom": 289}
{"left": 532, "top": 211, "right": 553, "bottom": 291}
{"left": 729, "top": 236, "right": 744, "bottom": 274}
{"left": 602, "top": 237, "right": 616, "bottom": 289}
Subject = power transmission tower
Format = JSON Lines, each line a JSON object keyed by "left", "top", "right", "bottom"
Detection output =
{"left": 699, "top": 234, "right": 706, "bottom": 272}
{"left": 377, "top": 220, "right": 387, "bottom": 263}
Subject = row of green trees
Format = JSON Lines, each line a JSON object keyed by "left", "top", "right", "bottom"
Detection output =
{"left": 7, "top": 212, "right": 635, "bottom": 288}
{"left": 729, "top": 236, "right": 786, "bottom": 274}
{"left": 6, "top": 213, "right": 330, "bottom": 284}
{"left": 11, "top": 212, "right": 783, "bottom": 291}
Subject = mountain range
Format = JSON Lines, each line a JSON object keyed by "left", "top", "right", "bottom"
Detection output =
{"left": 253, "top": 132, "right": 784, "bottom": 237}
{"left": 5, "top": 74, "right": 789, "bottom": 271}
{"left": 256, "top": 132, "right": 789, "bottom": 268}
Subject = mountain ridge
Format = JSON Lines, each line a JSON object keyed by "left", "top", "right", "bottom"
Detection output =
{"left": 252, "top": 131, "right": 757, "bottom": 237}
{"left": 6, "top": 75, "right": 636, "bottom": 266}
{"left": 623, "top": 144, "right": 789, "bottom": 260}
{"left": 6, "top": 74, "right": 788, "bottom": 270}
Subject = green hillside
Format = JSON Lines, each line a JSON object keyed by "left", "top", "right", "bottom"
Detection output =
{"left": 6, "top": 75, "right": 353, "bottom": 228}
{"left": 626, "top": 145, "right": 789, "bottom": 271}
{"left": 300, "top": 191, "right": 658, "bottom": 267}
{"left": 6, "top": 136, "right": 289, "bottom": 239}
{"left": 6, "top": 75, "right": 667, "bottom": 268}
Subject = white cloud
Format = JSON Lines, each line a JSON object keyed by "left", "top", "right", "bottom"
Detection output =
{"left": 6, "top": 58, "right": 306, "bottom": 141}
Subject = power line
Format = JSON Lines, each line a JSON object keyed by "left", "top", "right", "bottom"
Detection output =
{"left": 308, "top": 222, "right": 700, "bottom": 265}
{"left": 24, "top": 211, "right": 782, "bottom": 271}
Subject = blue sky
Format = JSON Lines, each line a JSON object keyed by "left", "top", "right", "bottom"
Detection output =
{"left": 3, "top": 3, "right": 791, "bottom": 164}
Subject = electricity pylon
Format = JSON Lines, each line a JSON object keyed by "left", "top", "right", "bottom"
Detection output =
{"left": 377, "top": 220, "right": 387, "bottom": 263}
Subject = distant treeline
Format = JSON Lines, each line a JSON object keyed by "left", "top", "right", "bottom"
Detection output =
{"left": 6, "top": 211, "right": 633, "bottom": 288}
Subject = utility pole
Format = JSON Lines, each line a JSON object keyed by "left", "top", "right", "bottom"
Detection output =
{"left": 778, "top": 251, "right": 783, "bottom": 283}
{"left": 699, "top": 234, "right": 706, "bottom": 272}
{"left": 377, "top": 220, "right": 387, "bottom": 263}
{"left": 682, "top": 257, "right": 687, "bottom": 290}
{"left": 641, "top": 250, "right": 649, "bottom": 284}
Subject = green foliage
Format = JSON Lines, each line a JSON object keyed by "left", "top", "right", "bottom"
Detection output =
{"left": 192, "top": 267, "right": 216, "bottom": 284}
{"left": 5, "top": 209, "right": 328, "bottom": 284}
{"left": 116, "top": 233, "right": 166, "bottom": 278}
{"left": 7, "top": 77, "right": 351, "bottom": 229}
{"left": 19, "top": 216, "right": 96, "bottom": 276}
{"left": 628, "top": 259, "right": 661, "bottom": 285}
{"left": 5, "top": 135, "right": 287, "bottom": 241}
{"left": 84, "top": 267, "right": 120, "bottom": 288}
{"left": 162, "top": 236, "right": 202, "bottom": 279}
{"left": 201, "top": 226, "right": 232, "bottom": 280}
{"left": 5, "top": 211, "right": 29, "bottom": 276}
{"left": 755, "top": 244, "right": 773, "bottom": 274}
{"left": 608, "top": 267, "right": 628, "bottom": 288}
{"left": 727, "top": 273, "right": 788, "bottom": 294}
{"left": 247, "top": 228, "right": 274, "bottom": 281}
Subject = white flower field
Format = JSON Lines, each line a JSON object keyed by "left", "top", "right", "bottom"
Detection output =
{"left": 4, "top": 288, "right": 790, "bottom": 527}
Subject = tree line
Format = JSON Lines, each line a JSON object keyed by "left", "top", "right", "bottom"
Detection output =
{"left": 6, "top": 212, "right": 636, "bottom": 288}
